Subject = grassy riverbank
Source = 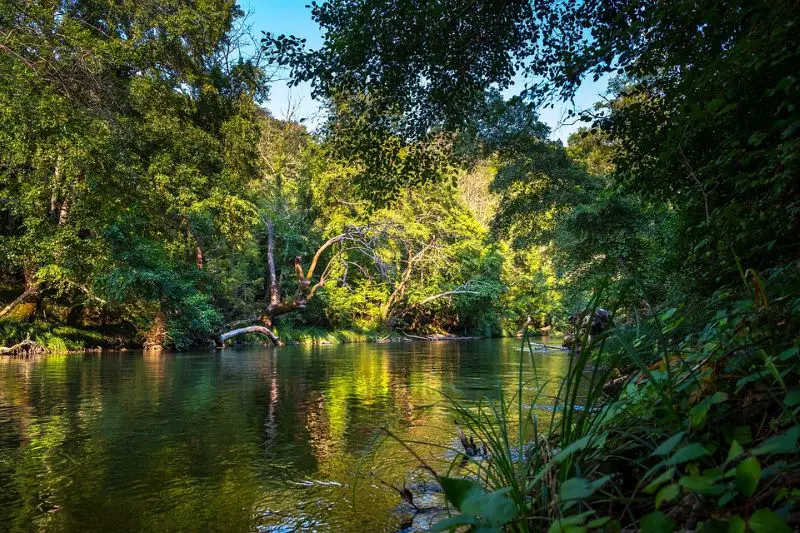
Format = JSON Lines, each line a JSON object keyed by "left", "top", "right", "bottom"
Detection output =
{"left": 0, "top": 319, "right": 537, "bottom": 354}
{"left": 0, "top": 321, "right": 122, "bottom": 353}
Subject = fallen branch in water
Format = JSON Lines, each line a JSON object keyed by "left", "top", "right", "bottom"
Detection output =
{"left": 403, "top": 333, "right": 432, "bottom": 341}
{"left": 527, "top": 342, "right": 568, "bottom": 351}
{"left": 215, "top": 325, "right": 283, "bottom": 347}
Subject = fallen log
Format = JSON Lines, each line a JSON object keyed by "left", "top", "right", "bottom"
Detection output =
{"left": 527, "top": 342, "right": 568, "bottom": 351}
{"left": 215, "top": 325, "right": 283, "bottom": 348}
{"left": 0, "top": 339, "right": 47, "bottom": 356}
{"left": 403, "top": 333, "right": 433, "bottom": 341}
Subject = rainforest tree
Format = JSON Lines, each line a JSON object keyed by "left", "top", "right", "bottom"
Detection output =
{"left": 267, "top": 0, "right": 800, "bottom": 299}
{"left": 0, "top": 0, "right": 269, "bottom": 348}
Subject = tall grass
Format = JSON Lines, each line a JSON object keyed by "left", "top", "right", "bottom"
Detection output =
{"left": 1, "top": 320, "right": 110, "bottom": 352}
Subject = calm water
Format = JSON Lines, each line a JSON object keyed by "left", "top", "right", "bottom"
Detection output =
{"left": 0, "top": 339, "right": 571, "bottom": 532}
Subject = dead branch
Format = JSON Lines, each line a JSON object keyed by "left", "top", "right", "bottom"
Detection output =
{"left": 0, "top": 339, "right": 47, "bottom": 356}
{"left": 418, "top": 289, "right": 481, "bottom": 306}
{"left": 216, "top": 325, "right": 282, "bottom": 347}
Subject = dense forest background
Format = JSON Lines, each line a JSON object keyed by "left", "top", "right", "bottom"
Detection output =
{"left": 1, "top": 0, "right": 798, "bottom": 353}
{"left": 1, "top": 1, "right": 599, "bottom": 350}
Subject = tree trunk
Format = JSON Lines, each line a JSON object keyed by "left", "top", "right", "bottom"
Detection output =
{"left": 144, "top": 312, "right": 166, "bottom": 350}
{"left": 0, "top": 267, "right": 44, "bottom": 322}
{"left": 216, "top": 325, "right": 282, "bottom": 347}
{"left": 0, "top": 284, "right": 39, "bottom": 320}
{"left": 50, "top": 154, "right": 62, "bottom": 221}
{"left": 58, "top": 187, "right": 72, "bottom": 225}
{"left": 216, "top": 226, "right": 365, "bottom": 346}
{"left": 266, "top": 220, "right": 280, "bottom": 306}
{"left": 66, "top": 304, "right": 84, "bottom": 326}
{"left": 0, "top": 339, "right": 47, "bottom": 356}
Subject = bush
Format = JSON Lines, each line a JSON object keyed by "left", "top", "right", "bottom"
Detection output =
{"left": 396, "top": 263, "right": 800, "bottom": 532}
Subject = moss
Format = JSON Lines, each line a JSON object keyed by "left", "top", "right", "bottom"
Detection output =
{"left": 277, "top": 326, "right": 373, "bottom": 345}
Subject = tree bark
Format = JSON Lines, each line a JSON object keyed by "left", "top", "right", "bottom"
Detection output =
{"left": 0, "top": 339, "right": 47, "bottom": 356}
{"left": 50, "top": 154, "right": 62, "bottom": 221}
{"left": 58, "top": 186, "right": 72, "bottom": 225}
{"left": 266, "top": 220, "right": 280, "bottom": 306}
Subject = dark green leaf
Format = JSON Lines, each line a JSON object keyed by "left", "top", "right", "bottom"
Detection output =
{"left": 430, "top": 514, "right": 480, "bottom": 531}
{"left": 751, "top": 426, "right": 800, "bottom": 456}
{"left": 652, "top": 432, "right": 685, "bottom": 457}
{"left": 559, "top": 476, "right": 610, "bottom": 502}
{"left": 655, "top": 483, "right": 679, "bottom": 509}
{"left": 437, "top": 476, "right": 484, "bottom": 511}
{"left": 726, "top": 440, "right": 744, "bottom": 464}
{"left": 735, "top": 457, "right": 760, "bottom": 497}
{"left": 640, "top": 512, "right": 675, "bottom": 533}
{"left": 645, "top": 468, "right": 676, "bottom": 494}
{"left": 749, "top": 509, "right": 791, "bottom": 533}
{"left": 666, "top": 444, "right": 709, "bottom": 465}
{"left": 728, "top": 516, "right": 746, "bottom": 533}
{"left": 784, "top": 390, "right": 800, "bottom": 407}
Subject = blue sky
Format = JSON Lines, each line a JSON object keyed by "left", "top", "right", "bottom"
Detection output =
{"left": 246, "top": 1, "right": 608, "bottom": 144}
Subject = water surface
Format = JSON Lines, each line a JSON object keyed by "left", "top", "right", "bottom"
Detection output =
{"left": 0, "top": 338, "right": 570, "bottom": 532}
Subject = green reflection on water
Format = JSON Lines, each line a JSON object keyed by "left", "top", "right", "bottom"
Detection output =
{"left": 0, "top": 339, "right": 570, "bottom": 532}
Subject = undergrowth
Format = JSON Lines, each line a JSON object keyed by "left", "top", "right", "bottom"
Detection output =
{"left": 0, "top": 320, "right": 112, "bottom": 352}
{"left": 272, "top": 325, "right": 373, "bottom": 345}
{"left": 395, "top": 263, "right": 800, "bottom": 532}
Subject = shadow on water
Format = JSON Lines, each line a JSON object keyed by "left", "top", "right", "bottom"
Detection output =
{"left": 0, "top": 338, "right": 573, "bottom": 532}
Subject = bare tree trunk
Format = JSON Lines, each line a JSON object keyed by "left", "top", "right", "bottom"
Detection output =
{"left": 50, "top": 154, "right": 62, "bottom": 221}
{"left": 379, "top": 238, "right": 435, "bottom": 326}
{"left": 266, "top": 220, "right": 280, "bottom": 306}
{"left": 15, "top": 267, "right": 42, "bottom": 323}
{"left": 58, "top": 187, "right": 72, "bottom": 225}
{"left": 0, "top": 339, "right": 47, "bottom": 356}
{"left": 216, "top": 226, "right": 366, "bottom": 346}
{"left": 185, "top": 225, "right": 203, "bottom": 270}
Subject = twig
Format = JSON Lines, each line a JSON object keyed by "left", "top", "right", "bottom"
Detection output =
{"left": 380, "top": 427, "right": 439, "bottom": 478}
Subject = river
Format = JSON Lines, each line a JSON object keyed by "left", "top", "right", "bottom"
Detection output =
{"left": 0, "top": 338, "right": 570, "bottom": 532}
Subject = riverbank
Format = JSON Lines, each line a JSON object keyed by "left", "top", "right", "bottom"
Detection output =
{"left": 1, "top": 319, "right": 557, "bottom": 355}
{"left": 277, "top": 326, "right": 491, "bottom": 346}
{"left": 402, "top": 285, "right": 800, "bottom": 532}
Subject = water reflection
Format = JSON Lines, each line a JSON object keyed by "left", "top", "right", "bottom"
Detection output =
{"left": 0, "top": 339, "right": 571, "bottom": 532}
